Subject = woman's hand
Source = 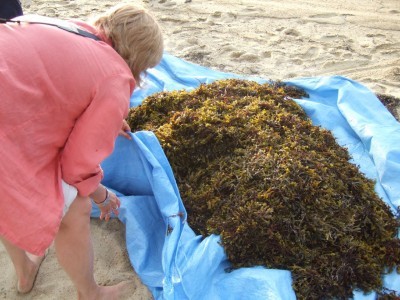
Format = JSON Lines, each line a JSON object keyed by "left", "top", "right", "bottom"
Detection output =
{"left": 118, "top": 119, "right": 132, "bottom": 140}
{"left": 91, "top": 185, "right": 121, "bottom": 221}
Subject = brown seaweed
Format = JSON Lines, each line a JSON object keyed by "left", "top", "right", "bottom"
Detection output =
{"left": 377, "top": 93, "right": 400, "bottom": 122}
{"left": 127, "top": 79, "right": 400, "bottom": 299}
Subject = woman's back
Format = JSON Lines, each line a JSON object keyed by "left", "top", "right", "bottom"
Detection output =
{"left": 0, "top": 18, "right": 135, "bottom": 254}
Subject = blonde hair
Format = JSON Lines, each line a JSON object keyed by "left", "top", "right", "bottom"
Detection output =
{"left": 92, "top": 4, "right": 163, "bottom": 85}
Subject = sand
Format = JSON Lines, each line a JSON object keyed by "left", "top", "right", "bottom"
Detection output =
{"left": 1, "top": 0, "right": 399, "bottom": 299}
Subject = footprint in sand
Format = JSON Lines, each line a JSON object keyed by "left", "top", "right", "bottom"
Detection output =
{"left": 157, "top": 0, "right": 177, "bottom": 7}
{"left": 230, "top": 51, "right": 245, "bottom": 58}
{"left": 289, "top": 58, "right": 303, "bottom": 65}
{"left": 309, "top": 13, "right": 337, "bottom": 18}
{"left": 320, "top": 34, "right": 353, "bottom": 44}
{"left": 366, "top": 33, "right": 386, "bottom": 38}
{"left": 302, "top": 46, "right": 320, "bottom": 60}
{"left": 220, "top": 45, "right": 236, "bottom": 54}
{"left": 306, "top": 13, "right": 346, "bottom": 25}
{"left": 388, "top": 67, "right": 400, "bottom": 81}
{"left": 283, "top": 28, "right": 301, "bottom": 37}
{"left": 183, "top": 51, "right": 211, "bottom": 65}
{"left": 243, "top": 6, "right": 258, "bottom": 12}
{"left": 371, "top": 42, "right": 400, "bottom": 54}
{"left": 229, "top": 51, "right": 260, "bottom": 63}
{"left": 240, "top": 53, "right": 260, "bottom": 63}
{"left": 211, "top": 11, "right": 222, "bottom": 18}
{"left": 262, "top": 51, "right": 272, "bottom": 58}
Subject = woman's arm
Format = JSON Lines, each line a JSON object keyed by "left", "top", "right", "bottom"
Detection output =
{"left": 61, "top": 73, "right": 134, "bottom": 196}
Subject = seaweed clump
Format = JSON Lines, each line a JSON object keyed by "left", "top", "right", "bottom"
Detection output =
{"left": 127, "top": 79, "right": 400, "bottom": 299}
{"left": 376, "top": 93, "right": 400, "bottom": 122}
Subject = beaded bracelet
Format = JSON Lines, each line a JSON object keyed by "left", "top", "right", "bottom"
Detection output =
{"left": 94, "top": 188, "right": 111, "bottom": 207}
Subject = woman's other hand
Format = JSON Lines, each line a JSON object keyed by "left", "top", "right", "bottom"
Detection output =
{"left": 118, "top": 119, "right": 132, "bottom": 140}
{"left": 97, "top": 190, "right": 120, "bottom": 221}
{"left": 91, "top": 186, "right": 121, "bottom": 221}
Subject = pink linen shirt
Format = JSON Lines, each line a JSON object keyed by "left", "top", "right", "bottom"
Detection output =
{"left": 0, "top": 18, "right": 135, "bottom": 255}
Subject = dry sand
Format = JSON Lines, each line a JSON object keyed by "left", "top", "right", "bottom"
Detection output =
{"left": 1, "top": 0, "right": 399, "bottom": 299}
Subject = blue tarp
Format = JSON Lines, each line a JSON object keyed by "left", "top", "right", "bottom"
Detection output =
{"left": 92, "top": 53, "right": 400, "bottom": 299}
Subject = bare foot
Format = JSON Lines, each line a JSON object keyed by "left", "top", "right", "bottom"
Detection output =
{"left": 17, "top": 250, "right": 47, "bottom": 294}
{"left": 93, "top": 281, "right": 136, "bottom": 300}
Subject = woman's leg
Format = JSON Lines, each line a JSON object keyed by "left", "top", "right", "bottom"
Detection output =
{"left": 54, "top": 195, "right": 128, "bottom": 300}
{"left": 0, "top": 236, "right": 46, "bottom": 293}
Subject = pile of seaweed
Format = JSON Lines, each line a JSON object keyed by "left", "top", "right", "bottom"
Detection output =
{"left": 127, "top": 79, "right": 400, "bottom": 299}
{"left": 377, "top": 93, "right": 400, "bottom": 122}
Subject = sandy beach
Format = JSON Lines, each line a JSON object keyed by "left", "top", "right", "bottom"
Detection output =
{"left": 1, "top": 0, "right": 399, "bottom": 299}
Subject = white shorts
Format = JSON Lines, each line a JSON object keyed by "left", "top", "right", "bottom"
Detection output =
{"left": 62, "top": 180, "right": 78, "bottom": 217}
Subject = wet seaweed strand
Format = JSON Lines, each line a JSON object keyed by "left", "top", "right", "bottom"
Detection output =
{"left": 127, "top": 79, "right": 400, "bottom": 299}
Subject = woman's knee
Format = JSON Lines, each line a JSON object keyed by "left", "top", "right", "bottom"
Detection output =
{"left": 59, "top": 196, "right": 92, "bottom": 228}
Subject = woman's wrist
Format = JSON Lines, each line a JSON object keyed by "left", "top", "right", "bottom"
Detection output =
{"left": 90, "top": 185, "right": 108, "bottom": 204}
{"left": 94, "top": 188, "right": 109, "bottom": 205}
